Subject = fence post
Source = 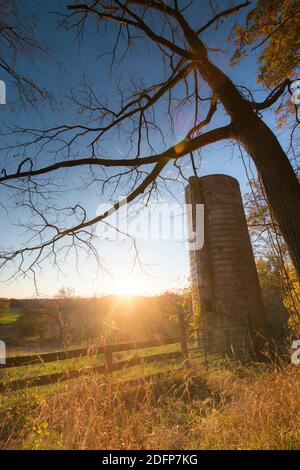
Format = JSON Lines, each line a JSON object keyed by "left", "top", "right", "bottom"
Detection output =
{"left": 203, "top": 337, "right": 208, "bottom": 371}
{"left": 178, "top": 312, "right": 189, "bottom": 367}
{"left": 104, "top": 345, "right": 113, "bottom": 375}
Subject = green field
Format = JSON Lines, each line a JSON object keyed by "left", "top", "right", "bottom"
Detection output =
{"left": 0, "top": 307, "right": 23, "bottom": 324}
{"left": 0, "top": 342, "right": 181, "bottom": 385}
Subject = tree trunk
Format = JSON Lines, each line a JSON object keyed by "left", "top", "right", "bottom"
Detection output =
{"left": 235, "top": 114, "right": 300, "bottom": 280}
{"left": 195, "top": 54, "right": 300, "bottom": 280}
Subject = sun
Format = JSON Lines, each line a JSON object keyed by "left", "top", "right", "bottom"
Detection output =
{"left": 113, "top": 278, "right": 141, "bottom": 297}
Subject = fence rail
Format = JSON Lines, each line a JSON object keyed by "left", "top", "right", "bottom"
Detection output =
{"left": 2, "top": 336, "right": 181, "bottom": 369}
{"left": 0, "top": 336, "right": 183, "bottom": 392}
{"left": 0, "top": 317, "right": 253, "bottom": 393}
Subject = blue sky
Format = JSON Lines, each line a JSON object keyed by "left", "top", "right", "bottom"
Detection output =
{"left": 0, "top": 0, "right": 293, "bottom": 298}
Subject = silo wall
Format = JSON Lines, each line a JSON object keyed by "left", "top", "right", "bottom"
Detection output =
{"left": 185, "top": 174, "right": 267, "bottom": 355}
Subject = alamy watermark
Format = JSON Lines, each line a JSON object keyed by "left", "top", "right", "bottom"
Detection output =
{"left": 96, "top": 199, "right": 204, "bottom": 250}
{"left": 290, "top": 79, "right": 300, "bottom": 106}
{"left": 0, "top": 80, "right": 6, "bottom": 104}
{"left": 291, "top": 340, "right": 300, "bottom": 365}
{"left": 0, "top": 340, "right": 6, "bottom": 365}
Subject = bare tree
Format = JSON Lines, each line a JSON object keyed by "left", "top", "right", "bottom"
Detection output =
{"left": 0, "top": 0, "right": 49, "bottom": 105}
{"left": 0, "top": 1, "right": 299, "bottom": 285}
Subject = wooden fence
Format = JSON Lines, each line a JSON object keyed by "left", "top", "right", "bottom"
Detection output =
{"left": 0, "top": 315, "right": 250, "bottom": 393}
{"left": 0, "top": 334, "right": 186, "bottom": 393}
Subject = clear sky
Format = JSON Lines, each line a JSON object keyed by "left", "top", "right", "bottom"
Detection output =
{"left": 0, "top": 0, "right": 293, "bottom": 299}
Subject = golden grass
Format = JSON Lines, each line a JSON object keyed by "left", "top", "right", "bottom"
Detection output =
{"left": 0, "top": 362, "right": 299, "bottom": 450}
{"left": 192, "top": 364, "right": 300, "bottom": 449}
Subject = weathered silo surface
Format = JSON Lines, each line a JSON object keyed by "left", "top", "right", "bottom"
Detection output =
{"left": 185, "top": 174, "right": 267, "bottom": 354}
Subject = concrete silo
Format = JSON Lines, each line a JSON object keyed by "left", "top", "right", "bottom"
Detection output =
{"left": 185, "top": 174, "right": 267, "bottom": 355}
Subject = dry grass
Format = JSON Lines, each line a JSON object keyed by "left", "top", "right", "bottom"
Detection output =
{"left": 0, "top": 363, "right": 299, "bottom": 450}
{"left": 192, "top": 364, "right": 300, "bottom": 449}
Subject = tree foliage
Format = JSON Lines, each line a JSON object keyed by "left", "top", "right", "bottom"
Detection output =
{"left": 230, "top": 0, "right": 300, "bottom": 87}
{"left": 245, "top": 178, "right": 300, "bottom": 334}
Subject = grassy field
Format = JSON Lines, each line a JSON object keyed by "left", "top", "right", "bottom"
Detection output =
{"left": 0, "top": 308, "right": 23, "bottom": 324}
{"left": 0, "top": 342, "right": 182, "bottom": 384}
{"left": 1, "top": 330, "right": 299, "bottom": 450}
{"left": 0, "top": 361, "right": 299, "bottom": 450}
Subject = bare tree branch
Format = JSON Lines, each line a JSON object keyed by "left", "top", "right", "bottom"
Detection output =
{"left": 251, "top": 80, "right": 291, "bottom": 111}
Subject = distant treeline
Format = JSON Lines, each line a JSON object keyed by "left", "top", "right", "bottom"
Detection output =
{"left": 0, "top": 298, "right": 9, "bottom": 311}
{"left": 8, "top": 298, "right": 51, "bottom": 308}
{"left": 11, "top": 293, "right": 187, "bottom": 347}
